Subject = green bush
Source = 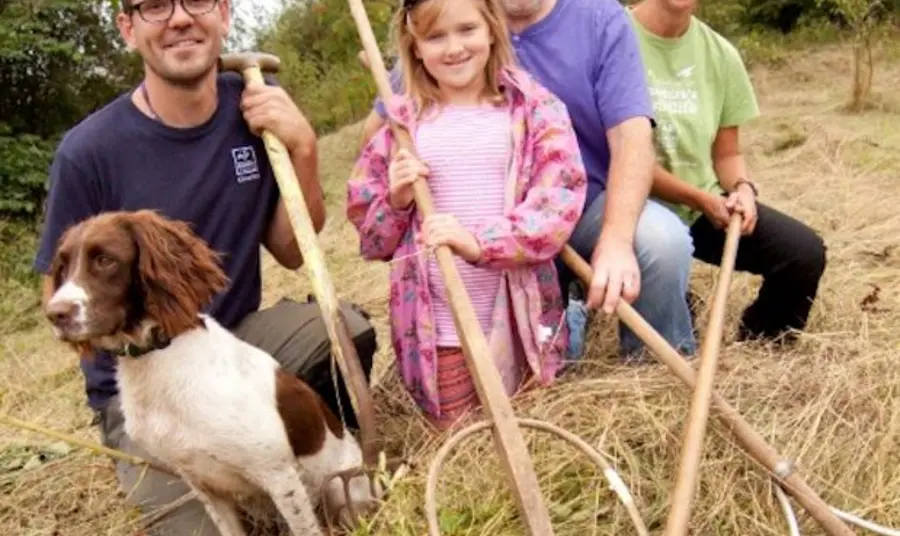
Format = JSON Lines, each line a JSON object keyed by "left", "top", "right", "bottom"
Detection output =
{"left": 0, "top": 125, "right": 54, "bottom": 220}
{"left": 0, "top": 0, "right": 140, "bottom": 220}
{"left": 695, "top": 1, "right": 748, "bottom": 37}
{"left": 257, "top": 0, "right": 394, "bottom": 135}
{"left": 0, "top": 217, "right": 42, "bottom": 335}
{"left": 739, "top": 0, "right": 835, "bottom": 32}
{"left": 737, "top": 0, "right": 896, "bottom": 32}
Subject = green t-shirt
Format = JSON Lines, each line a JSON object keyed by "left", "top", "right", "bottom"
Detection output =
{"left": 628, "top": 13, "right": 761, "bottom": 225}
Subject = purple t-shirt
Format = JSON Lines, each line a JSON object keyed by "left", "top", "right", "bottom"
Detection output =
{"left": 33, "top": 73, "right": 281, "bottom": 411}
{"left": 374, "top": 0, "right": 654, "bottom": 209}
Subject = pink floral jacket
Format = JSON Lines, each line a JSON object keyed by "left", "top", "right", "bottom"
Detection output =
{"left": 346, "top": 67, "right": 587, "bottom": 419}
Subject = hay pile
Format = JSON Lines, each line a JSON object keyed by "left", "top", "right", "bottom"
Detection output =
{"left": 1, "top": 44, "right": 899, "bottom": 535}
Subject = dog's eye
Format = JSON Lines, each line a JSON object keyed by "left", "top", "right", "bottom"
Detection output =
{"left": 53, "top": 257, "right": 69, "bottom": 286}
{"left": 94, "top": 254, "right": 116, "bottom": 269}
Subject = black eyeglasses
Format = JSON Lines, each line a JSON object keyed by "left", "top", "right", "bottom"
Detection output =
{"left": 130, "top": 0, "right": 219, "bottom": 24}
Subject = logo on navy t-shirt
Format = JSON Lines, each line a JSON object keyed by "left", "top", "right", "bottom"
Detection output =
{"left": 231, "top": 145, "right": 261, "bottom": 183}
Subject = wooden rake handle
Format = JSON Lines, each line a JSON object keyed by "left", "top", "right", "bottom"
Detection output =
{"left": 222, "top": 58, "right": 379, "bottom": 467}
{"left": 344, "top": 2, "right": 555, "bottom": 534}
{"left": 559, "top": 245, "right": 854, "bottom": 536}
{"left": 665, "top": 213, "right": 742, "bottom": 534}
{"left": 0, "top": 413, "right": 176, "bottom": 477}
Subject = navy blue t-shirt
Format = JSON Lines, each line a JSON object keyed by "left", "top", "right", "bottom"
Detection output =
{"left": 33, "top": 72, "right": 281, "bottom": 411}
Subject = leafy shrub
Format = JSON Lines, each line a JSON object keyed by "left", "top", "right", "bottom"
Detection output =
{"left": 0, "top": 218, "right": 42, "bottom": 335}
{"left": 696, "top": 0, "right": 749, "bottom": 37}
{"left": 739, "top": 0, "right": 835, "bottom": 32}
{"left": 0, "top": 125, "right": 54, "bottom": 219}
{"left": 0, "top": 0, "right": 139, "bottom": 221}
{"left": 257, "top": 0, "right": 394, "bottom": 135}
{"left": 737, "top": 0, "right": 896, "bottom": 32}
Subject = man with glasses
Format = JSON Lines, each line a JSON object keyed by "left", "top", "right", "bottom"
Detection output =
{"left": 33, "top": 0, "right": 378, "bottom": 533}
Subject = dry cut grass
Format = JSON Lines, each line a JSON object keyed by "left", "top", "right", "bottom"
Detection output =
{"left": 2, "top": 43, "right": 900, "bottom": 535}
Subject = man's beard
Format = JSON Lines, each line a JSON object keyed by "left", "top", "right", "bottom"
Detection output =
{"left": 149, "top": 55, "right": 218, "bottom": 89}
{"left": 502, "top": 0, "right": 544, "bottom": 18}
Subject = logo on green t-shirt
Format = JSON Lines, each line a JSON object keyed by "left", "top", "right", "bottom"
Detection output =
{"left": 630, "top": 14, "right": 760, "bottom": 225}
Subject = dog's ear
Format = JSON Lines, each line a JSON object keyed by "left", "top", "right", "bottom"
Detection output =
{"left": 125, "top": 210, "right": 229, "bottom": 337}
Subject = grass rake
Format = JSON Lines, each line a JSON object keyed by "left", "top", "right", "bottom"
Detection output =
{"left": 665, "top": 213, "right": 743, "bottom": 534}
{"left": 559, "top": 245, "right": 855, "bottom": 535}
{"left": 217, "top": 52, "right": 381, "bottom": 475}
{"left": 344, "top": 1, "right": 653, "bottom": 534}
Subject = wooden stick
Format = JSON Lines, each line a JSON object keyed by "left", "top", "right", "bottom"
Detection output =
{"left": 559, "top": 245, "right": 854, "bottom": 536}
{"left": 220, "top": 54, "right": 379, "bottom": 468}
{"left": 2, "top": 413, "right": 206, "bottom": 531}
{"left": 665, "top": 214, "right": 742, "bottom": 535}
{"left": 344, "top": 3, "right": 555, "bottom": 534}
{"left": 0, "top": 413, "right": 176, "bottom": 477}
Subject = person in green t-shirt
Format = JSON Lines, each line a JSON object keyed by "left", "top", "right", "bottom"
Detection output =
{"left": 627, "top": 0, "right": 827, "bottom": 343}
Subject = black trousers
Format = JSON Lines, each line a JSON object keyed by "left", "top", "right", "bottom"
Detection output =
{"left": 689, "top": 201, "right": 827, "bottom": 342}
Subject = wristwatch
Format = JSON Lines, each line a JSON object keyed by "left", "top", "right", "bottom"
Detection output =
{"left": 734, "top": 178, "right": 759, "bottom": 197}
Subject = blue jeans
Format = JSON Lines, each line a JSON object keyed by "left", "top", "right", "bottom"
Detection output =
{"left": 557, "top": 192, "right": 698, "bottom": 359}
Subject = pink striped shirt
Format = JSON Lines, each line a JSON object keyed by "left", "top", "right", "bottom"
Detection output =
{"left": 415, "top": 103, "right": 512, "bottom": 347}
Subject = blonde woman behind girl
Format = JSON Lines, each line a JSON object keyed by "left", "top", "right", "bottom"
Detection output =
{"left": 346, "top": 0, "right": 587, "bottom": 430}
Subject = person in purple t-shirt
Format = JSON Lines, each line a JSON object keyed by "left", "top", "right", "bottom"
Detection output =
{"left": 32, "top": 0, "right": 377, "bottom": 533}
{"left": 360, "top": 0, "right": 698, "bottom": 361}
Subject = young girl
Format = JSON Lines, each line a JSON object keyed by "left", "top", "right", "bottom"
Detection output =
{"left": 346, "top": 0, "right": 587, "bottom": 430}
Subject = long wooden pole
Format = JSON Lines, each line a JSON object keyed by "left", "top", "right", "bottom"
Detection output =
{"left": 344, "top": 3, "right": 555, "bottom": 534}
{"left": 219, "top": 53, "right": 379, "bottom": 468}
{"left": 0, "top": 413, "right": 176, "bottom": 477}
{"left": 559, "top": 245, "right": 854, "bottom": 536}
{"left": 665, "top": 214, "right": 742, "bottom": 534}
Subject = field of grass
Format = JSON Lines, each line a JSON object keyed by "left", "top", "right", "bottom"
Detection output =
{"left": 2, "top": 42, "right": 899, "bottom": 535}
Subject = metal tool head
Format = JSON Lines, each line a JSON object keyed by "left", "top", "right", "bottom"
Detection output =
{"left": 218, "top": 52, "right": 281, "bottom": 73}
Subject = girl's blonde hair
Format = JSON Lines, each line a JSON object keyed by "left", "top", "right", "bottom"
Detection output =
{"left": 390, "top": 0, "right": 516, "bottom": 117}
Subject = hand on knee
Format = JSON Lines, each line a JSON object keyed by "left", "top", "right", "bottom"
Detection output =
{"left": 587, "top": 234, "right": 641, "bottom": 314}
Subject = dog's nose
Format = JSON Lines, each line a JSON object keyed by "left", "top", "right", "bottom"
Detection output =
{"left": 46, "top": 300, "right": 79, "bottom": 329}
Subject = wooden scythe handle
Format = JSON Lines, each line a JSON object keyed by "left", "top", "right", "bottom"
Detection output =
{"left": 559, "top": 245, "right": 854, "bottom": 536}
{"left": 665, "top": 213, "right": 742, "bottom": 534}
{"left": 224, "top": 59, "right": 379, "bottom": 467}
{"left": 344, "top": 2, "right": 556, "bottom": 535}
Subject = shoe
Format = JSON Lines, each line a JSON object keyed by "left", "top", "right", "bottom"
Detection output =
{"left": 564, "top": 281, "right": 589, "bottom": 366}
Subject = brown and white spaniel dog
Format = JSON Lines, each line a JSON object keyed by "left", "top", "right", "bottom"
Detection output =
{"left": 42, "top": 209, "right": 377, "bottom": 536}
